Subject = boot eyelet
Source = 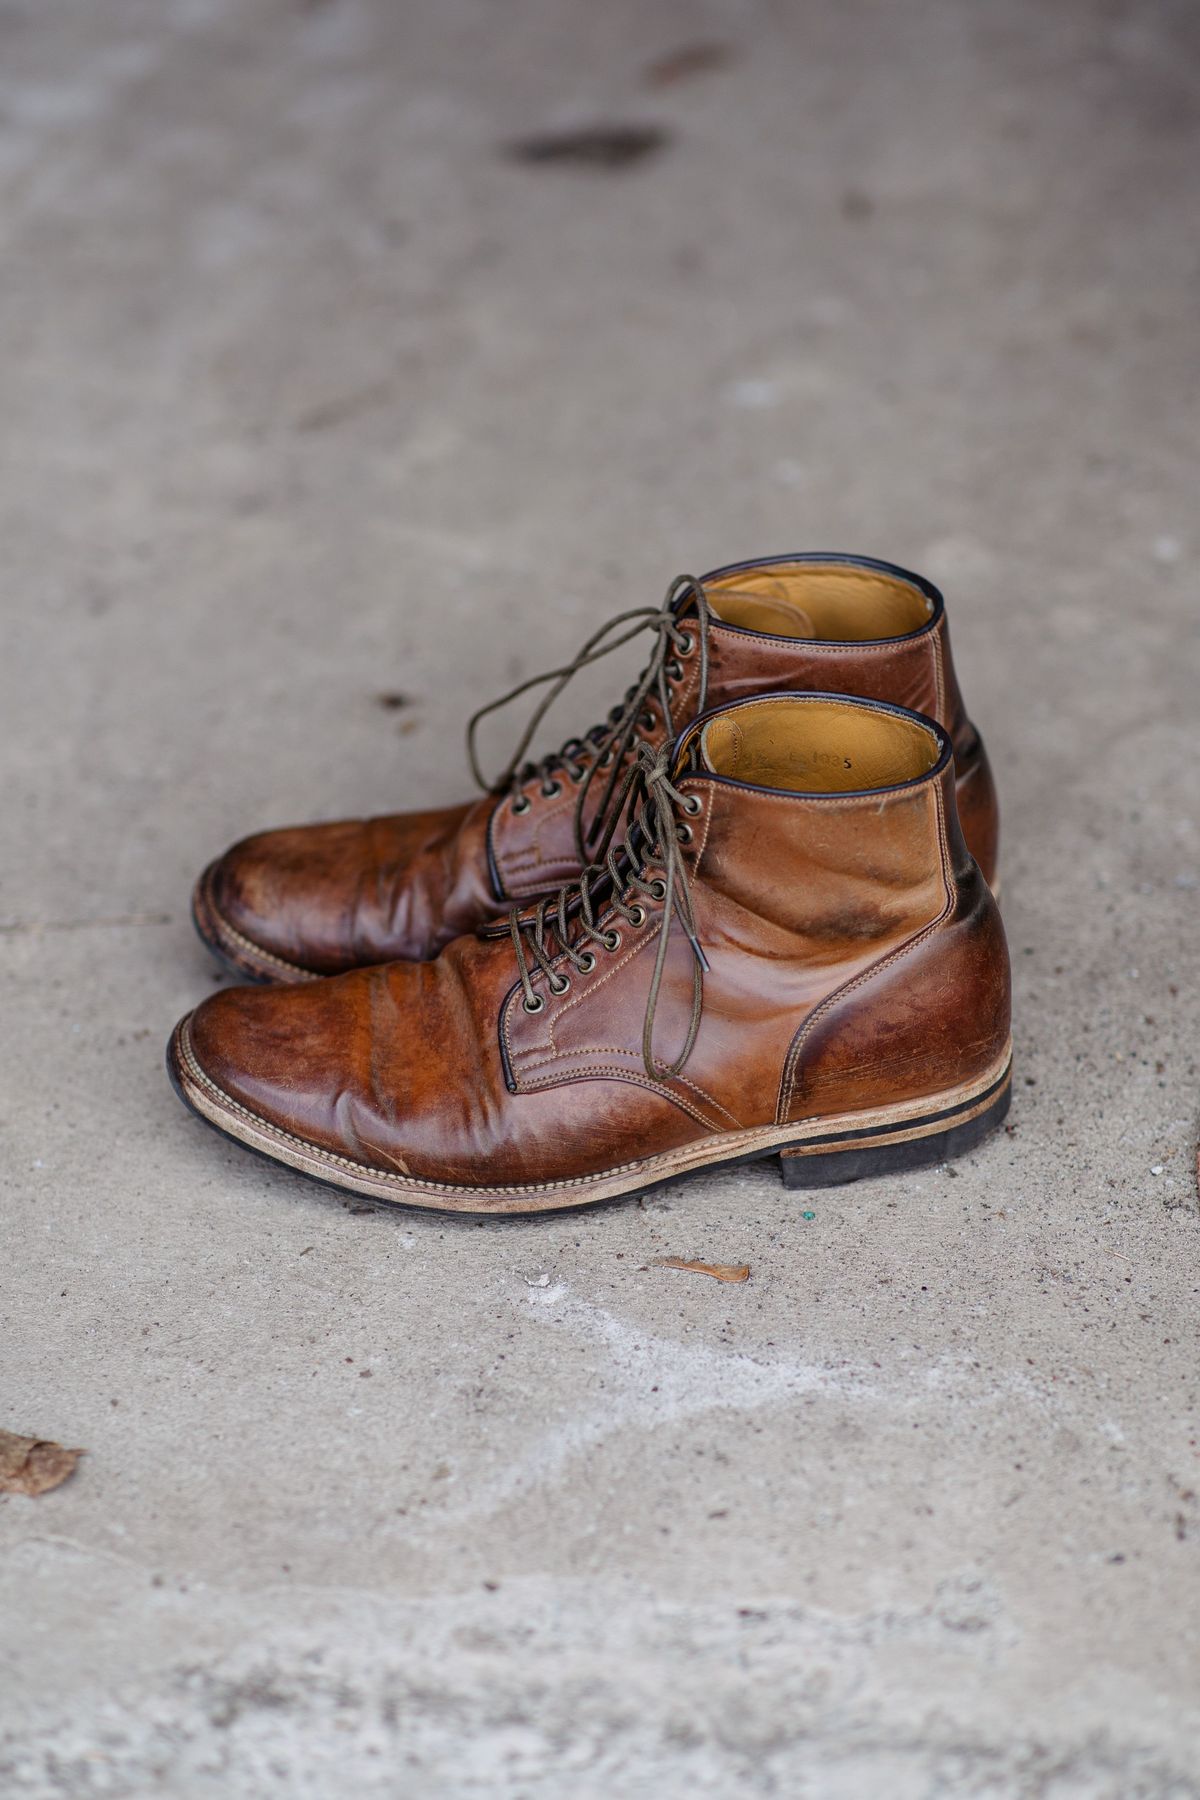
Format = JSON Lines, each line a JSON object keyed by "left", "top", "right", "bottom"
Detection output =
{"left": 666, "top": 659, "right": 683, "bottom": 681}
{"left": 626, "top": 905, "right": 647, "bottom": 927}
{"left": 576, "top": 952, "right": 597, "bottom": 974}
{"left": 676, "top": 823, "right": 693, "bottom": 845}
{"left": 677, "top": 632, "right": 694, "bottom": 656}
{"left": 640, "top": 711, "right": 655, "bottom": 730}
{"left": 566, "top": 764, "right": 585, "bottom": 783}
{"left": 522, "top": 993, "right": 545, "bottom": 1013}
{"left": 683, "top": 794, "right": 703, "bottom": 816}
{"left": 602, "top": 929, "right": 622, "bottom": 952}
{"left": 548, "top": 973, "right": 570, "bottom": 996}
{"left": 512, "top": 795, "right": 531, "bottom": 815}
{"left": 648, "top": 879, "right": 668, "bottom": 901}
{"left": 542, "top": 779, "right": 562, "bottom": 799}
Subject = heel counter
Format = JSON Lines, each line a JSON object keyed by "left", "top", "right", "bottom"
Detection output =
{"left": 934, "top": 611, "right": 1000, "bottom": 889}
{"left": 778, "top": 864, "right": 1011, "bottom": 1126}
{"left": 954, "top": 731, "right": 1000, "bottom": 891}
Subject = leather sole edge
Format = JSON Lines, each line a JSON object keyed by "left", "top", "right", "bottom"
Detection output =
{"left": 168, "top": 1019, "right": 1014, "bottom": 1217}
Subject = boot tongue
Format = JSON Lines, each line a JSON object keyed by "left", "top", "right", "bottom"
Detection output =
{"left": 695, "top": 712, "right": 744, "bottom": 776}
{"left": 701, "top": 577, "right": 816, "bottom": 639}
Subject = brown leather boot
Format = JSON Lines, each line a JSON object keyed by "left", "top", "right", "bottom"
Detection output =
{"left": 192, "top": 554, "right": 999, "bottom": 983}
{"left": 170, "top": 692, "right": 1012, "bottom": 1211}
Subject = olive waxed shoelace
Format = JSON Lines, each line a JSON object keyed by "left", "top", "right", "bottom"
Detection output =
{"left": 466, "top": 573, "right": 712, "bottom": 865}
{"left": 509, "top": 740, "right": 709, "bottom": 1080}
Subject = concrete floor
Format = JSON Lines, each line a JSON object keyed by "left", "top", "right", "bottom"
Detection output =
{"left": 2, "top": 0, "right": 1198, "bottom": 1793}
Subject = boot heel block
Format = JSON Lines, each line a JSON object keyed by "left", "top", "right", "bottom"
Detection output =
{"left": 777, "top": 1061, "right": 1012, "bottom": 1189}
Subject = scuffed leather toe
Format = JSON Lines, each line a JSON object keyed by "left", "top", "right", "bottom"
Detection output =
{"left": 194, "top": 801, "right": 493, "bottom": 981}
{"left": 185, "top": 973, "right": 384, "bottom": 1166}
{"left": 202, "top": 822, "right": 376, "bottom": 981}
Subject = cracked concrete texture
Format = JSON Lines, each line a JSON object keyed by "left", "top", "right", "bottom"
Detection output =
{"left": 1, "top": 0, "right": 1198, "bottom": 1793}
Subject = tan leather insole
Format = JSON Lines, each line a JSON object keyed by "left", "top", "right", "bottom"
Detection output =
{"left": 705, "top": 562, "right": 932, "bottom": 641}
{"left": 699, "top": 697, "right": 940, "bottom": 793}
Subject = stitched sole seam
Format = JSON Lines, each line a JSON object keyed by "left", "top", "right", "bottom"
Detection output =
{"left": 174, "top": 1017, "right": 1012, "bottom": 1203}
{"left": 194, "top": 870, "right": 321, "bottom": 981}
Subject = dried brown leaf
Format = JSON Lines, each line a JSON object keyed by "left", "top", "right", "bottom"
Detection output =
{"left": 655, "top": 1257, "right": 750, "bottom": 1284}
{"left": 0, "top": 1428, "right": 83, "bottom": 1496}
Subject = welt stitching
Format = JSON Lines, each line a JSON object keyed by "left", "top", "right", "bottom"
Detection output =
{"left": 210, "top": 904, "right": 318, "bottom": 979}
{"left": 182, "top": 1022, "right": 997, "bottom": 1200}
{"left": 182, "top": 1028, "right": 720, "bottom": 1194}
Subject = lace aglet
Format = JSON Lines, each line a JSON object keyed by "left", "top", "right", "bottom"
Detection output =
{"left": 689, "top": 935, "right": 710, "bottom": 974}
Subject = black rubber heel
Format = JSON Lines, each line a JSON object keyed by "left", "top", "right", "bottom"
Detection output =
{"left": 778, "top": 1078, "right": 1011, "bottom": 1190}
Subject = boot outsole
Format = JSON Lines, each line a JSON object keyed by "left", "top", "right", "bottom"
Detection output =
{"left": 167, "top": 1016, "right": 1012, "bottom": 1219}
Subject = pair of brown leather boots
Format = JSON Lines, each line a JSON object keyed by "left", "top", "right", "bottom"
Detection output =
{"left": 168, "top": 554, "right": 1011, "bottom": 1214}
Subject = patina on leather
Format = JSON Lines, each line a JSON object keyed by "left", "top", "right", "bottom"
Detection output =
{"left": 192, "top": 554, "right": 999, "bottom": 982}
{"left": 171, "top": 693, "right": 1013, "bottom": 1213}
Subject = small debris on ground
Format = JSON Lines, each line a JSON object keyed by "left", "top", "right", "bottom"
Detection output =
{"left": 642, "top": 42, "right": 735, "bottom": 87}
{"left": 655, "top": 1257, "right": 749, "bottom": 1284}
{"left": 503, "top": 125, "right": 670, "bottom": 170}
{"left": 375, "top": 692, "right": 409, "bottom": 710}
{"left": 0, "top": 1429, "right": 83, "bottom": 1497}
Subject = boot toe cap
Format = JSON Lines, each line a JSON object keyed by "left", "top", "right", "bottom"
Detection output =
{"left": 178, "top": 977, "right": 365, "bottom": 1161}
{"left": 196, "top": 822, "right": 372, "bottom": 982}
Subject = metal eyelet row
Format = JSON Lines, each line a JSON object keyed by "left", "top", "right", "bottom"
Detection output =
{"left": 513, "top": 765, "right": 594, "bottom": 814}
{"left": 666, "top": 634, "right": 695, "bottom": 682}
{"left": 520, "top": 867, "right": 664, "bottom": 1014}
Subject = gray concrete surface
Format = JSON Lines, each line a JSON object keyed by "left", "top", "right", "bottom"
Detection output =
{"left": 2, "top": 0, "right": 1198, "bottom": 1793}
